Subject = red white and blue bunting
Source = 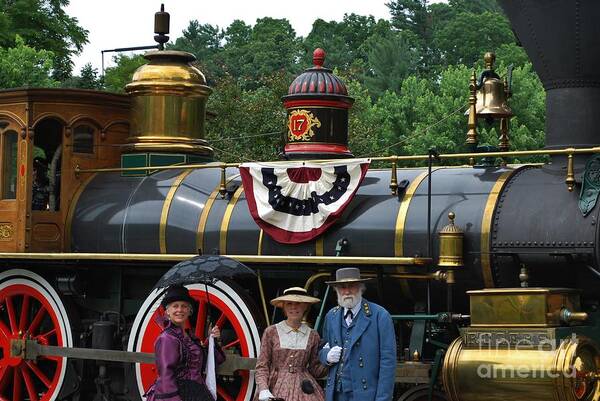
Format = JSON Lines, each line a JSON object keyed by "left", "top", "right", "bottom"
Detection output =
{"left": 239, "top": 159, "right": 370, "bottom": 244}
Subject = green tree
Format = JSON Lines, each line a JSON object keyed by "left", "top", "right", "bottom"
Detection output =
{"left": 170, "top": 20, "right": 223, "bottom": 83}
{"left": 0, "top": 36, "right": 58, "bottom": 88}
{"left": 386, "top": 0, "right": 519, "bottom": 76}
{"left": 220, "top": 18, "right": 301, "bottom": 88}
{"left": 206, "top": 73, "right": 289, "bottom": 162}
{"left": 0, "top": 0, "right": 88, "bottom": 80}
{"left": 302, "top": 19, "right": 351, "bottom": 69}
{"left": 362, "top": 31, "right": 418, "bottom": 97}
{"left": 63, "top": 63, "right": 103, "bottom": 89}
{"left": 432, "top": 11, "right": 515, "bottom": 67}
{"left": 103, "top": 54, "right": 146, "bottom": 93}
{"left": 302, "top": 15, "right": 392, "bottom": 73}
{"left": 448, "top": 0, "right": 502, "bottom": 14}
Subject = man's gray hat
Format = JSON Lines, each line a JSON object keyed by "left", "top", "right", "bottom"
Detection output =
{"left": 325, "top": 267, "right": 372, "bottom": 285}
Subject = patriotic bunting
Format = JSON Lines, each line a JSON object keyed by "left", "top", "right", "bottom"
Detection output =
{"left": 239, "top": 159, "right": 370, "bottom": 244}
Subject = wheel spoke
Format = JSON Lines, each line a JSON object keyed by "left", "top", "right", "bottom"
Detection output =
{"left": 0, "top": 365, "right": 11, "bottom": 393}
{"left": 0, "top": 320, "right": 10, "bottom": 340}
{"left": 18, "top": 296, "right": 30, "bottom": 333}
{"left": 222, "top": 339, "right": 240, "bottom": 350}
{"left": 21, "top": 365, "right": 38, "bottom": 401}
{"left": 36, "top": 328, "right": 56, "bottom": 342}
{"left": 215, "top": 311, "right": 227, "bottom": 329}
{"left": 217, "top": 385, "right": 234, "bottom": 401}
{"left": 25, "top": 362, "right": 51, "bottom": 388}
{"left": 12, "top": 366, "right": 22, "bottom": 401}
{"left": 27, "top": 307, "right": 47, "bottom": 337}
{"left": 195, "top": 299, "right": 207, "bottom": 340}
{"left": 4, "top": 296, "right": 17, "bottom": 335}
{"left": 40, "top": 355, "right": 60, "bottom": 363}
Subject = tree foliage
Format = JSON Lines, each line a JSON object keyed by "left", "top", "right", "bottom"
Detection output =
{"left": 0, "top": 0, "right": 88, "bottom": 80}
{"left": 62, "top": 63, "right": 103, "bottom": 89}
{"left": 0, "top": 36, "right": 58, "bottom": 88}
{"left": 103, "top": 54, "right": 146, "bottom": 93}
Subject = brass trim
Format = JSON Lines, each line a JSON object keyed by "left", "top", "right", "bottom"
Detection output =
{"left": 304, "top": 272, "right": 331, "bottom": 291}
{"left": 257, "top": 269, "right": 270, "bottom": 327}
{"left": 0, "top": 252, "right": 432, "bottom": 265}
{"left": 257, "top": 229, "right": 264, "bottom": 255}
{"left": 219, "top": 186, "right": 244, "bottom": 254}
{"left": 316, "top": 236, "right": 324, "bottom": 256}
{"left": 64, "top": 173, "right": 97, "bottom": 251}
{"left": 196, "top": 184, "right": 221, "bottom": 254}
{"left": 394, "top": 169, "right": 442, "bottom": 300}
{"left": 480, "top": 170, "right": 514, "bottom": 288}
{"left": 159, "top": 170, "right": 193, "bottom": 253}
{"left": 394, "top": 170, "right": 437, "bottom": 256}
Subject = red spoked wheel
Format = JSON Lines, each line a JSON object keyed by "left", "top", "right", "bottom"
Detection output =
{"left": 0, "top": 269, "right": 73, "bottom": 401}
{"left": 128, "top": 280, "right": 261, "bottom": 401}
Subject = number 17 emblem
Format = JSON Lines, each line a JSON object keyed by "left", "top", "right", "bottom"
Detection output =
{"left": 288, "top": 109, "right": 321, "bottom": 142}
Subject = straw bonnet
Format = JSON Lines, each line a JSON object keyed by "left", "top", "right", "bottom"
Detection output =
{"left": 325, "top": 267, "right": 372, "bottom": 285}
{"left": 270, "top": 287, "right": 320, "bottom": 308}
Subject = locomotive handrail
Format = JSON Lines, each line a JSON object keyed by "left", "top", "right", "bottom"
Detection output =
{"left": 74, "top": 145, "right": 600, "bottom": 174}
{"left": 0, "top": 252, "right": 432, "bottom": 266}
{"left": 74, "top": 146, "right": 600, "bottom": 193}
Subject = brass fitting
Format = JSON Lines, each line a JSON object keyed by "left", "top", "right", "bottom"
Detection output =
{"left": 438, "top": 212, "right": 464, "bottom": 268}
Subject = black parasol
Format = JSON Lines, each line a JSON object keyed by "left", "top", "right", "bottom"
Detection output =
{"left": 154, "top": 255, "right": 256, "bottom": 289}
{"left": 154, "top": 255, "right": 256, "bottom": 332}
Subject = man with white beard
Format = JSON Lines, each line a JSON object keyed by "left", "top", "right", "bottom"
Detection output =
{"left": 318, "top": 268, "right": 396, "bottom": 401}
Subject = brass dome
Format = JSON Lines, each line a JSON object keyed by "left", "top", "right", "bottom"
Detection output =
{"left": 124, "top": 50, "right": 213, "bottom": 156}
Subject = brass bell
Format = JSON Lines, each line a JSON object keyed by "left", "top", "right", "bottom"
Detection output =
{"left": 464, "top": 53, "right": 512, "bottom": 120}
{"left": 475, "top": 53, "right": 512, "bottom": 119}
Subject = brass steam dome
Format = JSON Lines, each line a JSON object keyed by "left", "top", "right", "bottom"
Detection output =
{"left": 124, "top": 50, "right": 213, "bottom": 156}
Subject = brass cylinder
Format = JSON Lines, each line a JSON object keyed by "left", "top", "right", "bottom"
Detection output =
{"left": 443, "top": 336, "right": 600, "bottom": 401}
{"left": 125, "top": 50, "right": 213, "bottom": 156}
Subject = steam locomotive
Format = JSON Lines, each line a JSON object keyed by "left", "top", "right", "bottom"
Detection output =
{"left": 0, "top": 1, "right": 599, "bottom": 401}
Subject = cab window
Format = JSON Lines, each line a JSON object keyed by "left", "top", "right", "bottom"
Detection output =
{"left": 73, "top": 124, "right": 95, "bottom": 154}
{"left": 1, "top": 130, "right": 18, "bottom": 199}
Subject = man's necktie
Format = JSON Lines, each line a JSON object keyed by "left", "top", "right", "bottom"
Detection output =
{"left": 345, "top": 309, "right": 353, "bottom": 326}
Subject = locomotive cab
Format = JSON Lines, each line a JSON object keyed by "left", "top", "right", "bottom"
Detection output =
{"left": 0, "top": 89, "right": 130, "bottom": 253}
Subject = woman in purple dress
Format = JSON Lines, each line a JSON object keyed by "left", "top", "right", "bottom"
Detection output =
{"left": 255, "top": 287, "right": 327, "bottom": 401}
{"left": 145, "top": 285, "right": 225, "bottom": 401}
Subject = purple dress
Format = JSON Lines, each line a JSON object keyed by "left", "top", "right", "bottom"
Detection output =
{"left": 144, "top": 321, "right": 226, "bottom": 401}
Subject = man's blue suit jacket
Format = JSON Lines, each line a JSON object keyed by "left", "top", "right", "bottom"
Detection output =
{"left": 318, "top": 299, "right": 396, "bottom": 401}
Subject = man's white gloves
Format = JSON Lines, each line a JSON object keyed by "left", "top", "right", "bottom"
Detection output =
{"left": 326, "top": 346, "right": 342, "bottom": 364}
{"left": 258, "top": 389, "right": 274, "bottom": 401}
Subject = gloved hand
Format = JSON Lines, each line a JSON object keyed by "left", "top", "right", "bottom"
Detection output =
{"left": 259, "top": 389, "right": 274, "bottom": 401}
{"left": 326, "top": 346, "right": 342, "bottom": 364}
